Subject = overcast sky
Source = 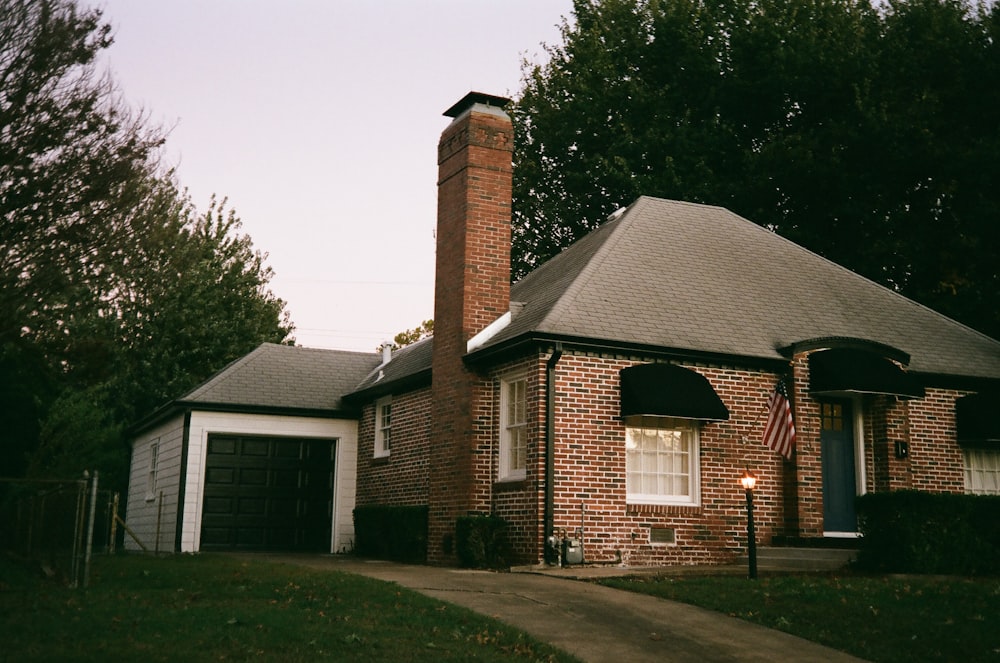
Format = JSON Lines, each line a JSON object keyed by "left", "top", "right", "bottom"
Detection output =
{"left": 90, "top": 1, "right": 573, "bottom": 352}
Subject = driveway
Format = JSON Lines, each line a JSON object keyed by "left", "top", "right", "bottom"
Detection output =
{"left": 248, "top": 554, "right": 866, "bottom": 663}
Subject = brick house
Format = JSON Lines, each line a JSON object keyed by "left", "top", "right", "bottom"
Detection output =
{"left": 125, "top": 92, "right": 1000, "bottom": 565}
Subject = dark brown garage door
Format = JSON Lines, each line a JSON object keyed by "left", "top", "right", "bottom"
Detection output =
{"left": 201, "top": 435, "right": 334, "bottom": 551}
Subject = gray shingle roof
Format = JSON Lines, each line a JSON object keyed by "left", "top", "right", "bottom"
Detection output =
{"left": 481, "top": 197, "right": 1000, "bottom": 380}
{"left": 182, "top": 343, "right": 380, "bottom": 411}
{"left": 351, "top": 336, "right": 433, "bottom": 396}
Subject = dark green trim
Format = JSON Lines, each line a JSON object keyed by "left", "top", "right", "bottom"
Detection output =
{"left": 130, "top": 401, "right": 360, "bottom": 437}
{"left": 175, "top": 410, "right": 191, "bottom": 553}
{"left": 342, "top": 368, "right": 432, "bottom": 404}
{"left": 911, "top": 373, "right": 1000, "bottom": 393}
{"left": 466, "top": 332, "right": 792, "bottom": 373}
{"left": 779, "top": 337, "right": 912, "bottom": 365}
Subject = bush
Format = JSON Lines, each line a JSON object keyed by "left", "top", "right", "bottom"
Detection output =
{"left": 855, "top": 491, "right": 1000, "bottom": 575}
{"left": 455, "top": 514, "right": 511, "bottom": 569}
{"left": 352, "top": 504, "right": 428, "bottom": 563}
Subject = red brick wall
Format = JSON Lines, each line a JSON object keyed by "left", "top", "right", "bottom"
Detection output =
{"left": 868, "top": 395, "right": 914, "bottom": 492}
{"left": 908, "top": 388, "right": 966, "bottom": 493}
{"left": 480, "top": 348, "right": 975, "bottom": 566}
{"left": 491, "top": 350, "right": 793, "bottom": 567}
{"left": 789, "top": 353, "right": 824, "bottom": 537}
{"left": 484, "top": 356, "right": 546, "bottom": 565}
{"left": 355, "top": 387, "right": 432, "bottom": 507}
{"left": 357, "top": 344, "right": 974, "bottom": 567}
{"left": 428, "top": 100, "right": 514, "bottom": 563}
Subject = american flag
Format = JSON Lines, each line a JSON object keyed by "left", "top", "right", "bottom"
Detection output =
{"left": 763, "top": 380, "right": 796, "bottom": 459}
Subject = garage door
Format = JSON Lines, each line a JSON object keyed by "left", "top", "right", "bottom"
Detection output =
{"left": 200, "top": 435, "right": 334, "bottom": 551}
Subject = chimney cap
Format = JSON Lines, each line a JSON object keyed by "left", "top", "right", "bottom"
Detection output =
{"left": 443, "top": 91, "right": 511, "bottom": 118}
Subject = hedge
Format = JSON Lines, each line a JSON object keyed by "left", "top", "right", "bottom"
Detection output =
{"left": 455, "top": 514, "right": 512, "bottom": 569}
{"left": 855, "top": 491, "right": 1000, "bottom": 576}
{"left": 352, "top": 504, "right": 428, "bottom": 563}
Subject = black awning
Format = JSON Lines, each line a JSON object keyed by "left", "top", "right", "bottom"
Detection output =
{"left": 619, "top": 363, "right": 729, "bottom": 421}
{"left": 809, "top": 348, "right": 925, "bottom": 399}
{"left": 957, "top": 393, "right": 1000, "bottom": 447}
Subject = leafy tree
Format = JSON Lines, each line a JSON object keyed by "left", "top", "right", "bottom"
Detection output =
{"left": 103, "top": 188, "right": 294, "bottom": 422}
{"left": 27, "top": 182, "right": 294, "bottom": 482}
{"left": 1, "top": 0, "right": 164, "bottom": 346}
{"left": 513, "top": 0, "right": 1000, "bottom": 338}
{"left": 1, "top": 1, "right": 294, "bottom": 488}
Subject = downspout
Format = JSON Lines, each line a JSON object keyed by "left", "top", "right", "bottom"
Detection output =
{"left": 544, "top": 342, "right": 563, "bottom": 564}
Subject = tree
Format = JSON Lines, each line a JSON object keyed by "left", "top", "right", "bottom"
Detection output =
{"left": 512, "top": 0, "right": 1000, "bottom": 338}
{"left": 23, "top": 180, "right": 294, "bottom": 486}
{"left": 104, "top": 189, "right": 294, "bottom": 421}
{"left": 1, "top": 0, "right": 164, "bottom": 346}
{"left": 1, "top": 1, "right": 294, "bottom": 488}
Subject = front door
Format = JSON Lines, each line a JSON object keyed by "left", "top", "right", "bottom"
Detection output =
{"left": 820, "top": 401, "right": 857, "bottom": 532}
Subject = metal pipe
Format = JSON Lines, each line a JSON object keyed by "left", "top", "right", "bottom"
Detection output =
{"left": 745, "top": 487, "right": 758, "bottom": 580}
{"left": 544, "top": 342, "right": 563, "bottom": 564}
{"left": 83, "top": 472, "right": 98, "bottom": 588}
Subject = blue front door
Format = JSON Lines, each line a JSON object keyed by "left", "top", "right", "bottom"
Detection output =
{"left": 820, "top": 401, "right": 857, "bottom": 532}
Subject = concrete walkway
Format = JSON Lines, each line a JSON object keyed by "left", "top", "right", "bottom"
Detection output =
{"left": 249, "top": 554, "right": 866, "bottom": 663}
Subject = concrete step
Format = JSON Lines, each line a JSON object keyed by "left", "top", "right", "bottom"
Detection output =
{"left": 737, "top": 546, "right": 857, "bottom": 572}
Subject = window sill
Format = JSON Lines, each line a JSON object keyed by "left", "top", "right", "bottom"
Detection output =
{"left": 371, "top": 455, "right": 390, "bottom": 465}
{"left": 494, "top": 477, "right": 528, "bottom": 491}
{"left": 626, "top": 502, "right": 701, "bottom": 515}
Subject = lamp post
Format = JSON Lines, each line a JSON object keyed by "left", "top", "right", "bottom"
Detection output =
{"left": 740, "top": 469, "right": 758, "bottom": 580}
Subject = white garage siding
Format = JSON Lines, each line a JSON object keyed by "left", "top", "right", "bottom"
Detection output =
{"left": 124, "top": 415, "right": 186, "bottom": 553}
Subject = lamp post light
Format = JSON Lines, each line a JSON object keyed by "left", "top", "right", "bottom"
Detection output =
{"left": 740, "top": 469, "right": 758, "bottom": 580}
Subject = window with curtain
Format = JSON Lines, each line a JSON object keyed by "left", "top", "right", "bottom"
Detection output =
{"left": 625, "top": 416, "right": 699, "bottom": 505}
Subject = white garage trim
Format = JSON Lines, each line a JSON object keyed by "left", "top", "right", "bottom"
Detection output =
{"left": 183, "top": 412, "right": 358, "bottom": 553}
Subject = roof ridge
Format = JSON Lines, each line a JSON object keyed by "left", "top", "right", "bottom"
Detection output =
{"left": 181, "top": 343, "right": 271, "bottom": 400}
{"left": 536, "top": 198, "right": 648, "bottom": 331}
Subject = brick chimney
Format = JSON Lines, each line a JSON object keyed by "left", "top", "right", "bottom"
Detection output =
{"left": 428, "top": 92, "right": 513, "bottom": 563}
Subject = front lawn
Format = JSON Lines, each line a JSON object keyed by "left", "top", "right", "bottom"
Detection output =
{"left": 0, "top": 553, "right": 577, "bottom": 662}
{"left": 597, "top": 573, "right": 999, "bottom": 663}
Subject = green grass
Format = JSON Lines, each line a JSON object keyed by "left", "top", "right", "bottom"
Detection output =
{"left": 0, "top": 553, "right": 577, "bottom": 662}
{"left": 597, "top": 573, "right": 1000, "bottom": 663}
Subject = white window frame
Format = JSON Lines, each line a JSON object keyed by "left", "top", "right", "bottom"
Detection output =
{"left": 374, "top": 395, "right": 392, "bottom": 458}
{"left": 145, "top": 439, "right": 159, "bottom": 501}
{"left": 625, "top": 416, "right": 700, "bottom": 506}
{"left": 963, "top": 447, "right": 1000, "bottom": 494}
{"left": 499, "top": 374, "right": 528, "bottom": 481}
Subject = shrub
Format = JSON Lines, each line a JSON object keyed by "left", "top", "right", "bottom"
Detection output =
{"left": 855, "top": 491, "right": 1000, "bottom": 575}
{"left": 455, "top": 514, "right": 511, "bottom": 569}
{"left": 352, "top": 504, "right": 428, "bottom": 563}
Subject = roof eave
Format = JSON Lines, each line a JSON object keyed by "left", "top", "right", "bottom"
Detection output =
{"left": 343, "top": 367, "right": 433, "bottom": 404}
{"left": 465, "top": 332, "right": 792, "bottom": 372}
{"left": 128, "top": 400, "right": 361, "bottom": 436}
{"left": 173, "top": 400, "right": 362, "bottom": 420}
{"left": 909, "top": 372, "right": 1000, "bottom": 393}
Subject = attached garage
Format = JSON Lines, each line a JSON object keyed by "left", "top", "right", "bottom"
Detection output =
{"left": 200, "top": 435, "right": 335, "bottom": 551}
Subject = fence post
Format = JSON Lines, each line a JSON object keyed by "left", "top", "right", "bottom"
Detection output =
{"left": 109, "top": 492, "right": 120, "bottom": 554}
{"left": 155, "top": 490, "right": 164, "bottom": 555}
{"left": 83, "top": 471, "right": 98, "bottom": 589}
{"left": 71, "top": 478, "right": 87, "bottom": 588}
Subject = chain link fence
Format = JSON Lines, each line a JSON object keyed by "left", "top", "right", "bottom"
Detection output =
{"left": 0, "top": 472, "right": 116, "bottom": 588}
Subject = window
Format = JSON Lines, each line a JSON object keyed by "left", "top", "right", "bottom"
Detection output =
{"left": 375, "top": 396, "right": 392, "bottom": 458}
{"left": 964, "top": 448, "right": 1000, "bottom": 494}
{"left": 499, "top": 375, "right": 528, "bottom": 480}
{"left": 146, "top": 440, "right": 159, "bottom": 501}
{"left": 625, "top": 416, "right": 699, "bottom": 505}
